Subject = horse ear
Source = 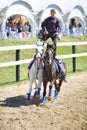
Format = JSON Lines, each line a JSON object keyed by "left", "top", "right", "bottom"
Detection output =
{"left": 37, "top": 41, "right": 44, "bottom": 46}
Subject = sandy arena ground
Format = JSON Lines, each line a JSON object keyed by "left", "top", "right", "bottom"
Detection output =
{"left": 0, "top": 72, "right": 87, "bottom": 130}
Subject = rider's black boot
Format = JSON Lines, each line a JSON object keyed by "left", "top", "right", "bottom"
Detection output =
{"left": 28, "top": 59, "right": 35, "bottom": 70}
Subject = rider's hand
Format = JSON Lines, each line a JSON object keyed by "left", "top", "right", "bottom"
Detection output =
{"left": 44, "top": 31, "right": 49, "bottom": 35}
{"left": 55, "top": 32, "right": 58, "bottom": 35}
{"left": 58, "top": 33, "right": 63, "bottom": 39}
{"left": 54, "top": 32, "right": 60, "bottom": 40}
{"left": 54, "top": 32, "right": 59, "bottom": 37}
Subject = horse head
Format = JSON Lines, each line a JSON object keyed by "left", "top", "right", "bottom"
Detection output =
{"left": 36, "top": 41, "right": 44, "bottom": 57}
{"left": 35, "top": 41, "right": 44, "bottom": 69}
{"left": 47, "top": 43, "right": 56, "bottom": 53}
{"left": 45, "top": 43, "right": 54, "bottom": 65}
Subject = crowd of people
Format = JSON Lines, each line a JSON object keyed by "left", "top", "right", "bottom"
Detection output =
{"left": 4, "top": 13, "right": 84, "bottom": 39}
{"left": 5, "top": 17, "right": 31, "bottom": 39}
{"left": 68, "top": 18, "right": 83, "bottom": 36}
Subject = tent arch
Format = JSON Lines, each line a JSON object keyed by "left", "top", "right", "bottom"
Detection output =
{"left": 67, "top": 5, "right": 86, "bottom": 35}
{"left": 36, "top": 4, "right": 65, "bottom": 35}
{"left": 1, "top": 0, "right": 36, "bottom": 38}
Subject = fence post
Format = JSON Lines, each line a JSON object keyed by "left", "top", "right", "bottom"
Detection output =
{"left": 16, "top": 50, "right": 20, "bottom": 81}
{"left": 72, "top": 45, "right": 76, "bottom": 72}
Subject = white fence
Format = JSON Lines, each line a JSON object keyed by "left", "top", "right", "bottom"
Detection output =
{"left": 0, "top": 42, "right": 87, "bottom": 81}
{"left": 0, "top": 42, "right": 87, "bottom": 67}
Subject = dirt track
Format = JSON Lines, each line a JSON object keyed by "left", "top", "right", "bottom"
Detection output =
{"left": 0, "top": 72, "right": 87, "bottom": 130}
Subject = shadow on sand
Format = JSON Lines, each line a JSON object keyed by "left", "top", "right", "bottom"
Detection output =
{"left": 0, "top": 95, "right": 42, "bottom": 107}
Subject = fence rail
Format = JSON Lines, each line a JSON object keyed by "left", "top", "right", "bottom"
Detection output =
{"left": 0, "top": 42, "right": 87, "bottom": 81}
{"left": 0, "top": 42, "right": 87, "bottom": 51}
{"left": 0, "top": 53, "right": 87, "bottom": 68}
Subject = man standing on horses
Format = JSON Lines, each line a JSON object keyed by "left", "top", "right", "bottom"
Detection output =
{"left": 29, "top": 9, "right": 66, "bottom": 77}
{"left": 40, "top": 9, "right": 66, "bottom": 77}
{"left": 41, "top": 9, "right": 62, "bottom": 56}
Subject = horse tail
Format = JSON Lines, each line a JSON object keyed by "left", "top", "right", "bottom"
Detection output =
{"left": 61, "top": 62, "right": 67, "bottom": 83}
{"left": 60, "top": 74, "right": 67, "bottom": 83}
{"left": 64, "top": 78, "right": 68, "bottom": 83}
{"left": 63, "top": 68, "right": 67, "bottom": 83}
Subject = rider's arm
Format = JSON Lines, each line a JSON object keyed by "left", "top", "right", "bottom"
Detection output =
{"left": 41, "top": 20, "right": 47, "bottom": 33}
{"left": 56, "top": 18, "right": 62, "bottom": 33}
{"left": 56, "top": 19, "right": 63, "bottom": 38}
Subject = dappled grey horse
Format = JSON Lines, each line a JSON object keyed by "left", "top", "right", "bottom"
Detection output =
{"left": 27, "top": 41, "right": 44, "bottom": 101}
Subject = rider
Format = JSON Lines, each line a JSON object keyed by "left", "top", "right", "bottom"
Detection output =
{"left": 29, "top": 9, "right": 66, "bottom": 76}
{"left": 29, "top": 9, "right": 60, "bottom": 70}
{"left": 40, "top": 9, "right": 65, "bottom": 76}
{"left": 41, "top": 8, "right": 62, "bottom": 56}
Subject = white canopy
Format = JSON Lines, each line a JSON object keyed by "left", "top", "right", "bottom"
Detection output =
{"left": 69, "top": 9, "right": 84, "bottom": 21}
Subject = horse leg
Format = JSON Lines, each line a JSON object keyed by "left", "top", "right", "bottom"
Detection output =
{"left": 33, "top": 79, "right": 38, "bottom": 97}
{"left": 27, "top": 78, "right": 33, "bottom": 101}
{"left": 42, "top": 81, "right": 47, "bottom": 104}
{"left": 54, "top": 81, "right": 59, "bottom": 100}
{"left": 37, "top": 79, "right": 42, "bottom": 97}
{"left": 34, "top": 79, "right": 42, "bottom": 99}
{"left": 54, "top": 62, "right": 67, "bottom": 100}
{"left": 55, "top": 79, "right": 64, "bottom": 100}
{"left": 48, "top": 84, "right": 52, "bottom": 101}
{"left": 54, "top": 89, "right": 59, "bottom": 100}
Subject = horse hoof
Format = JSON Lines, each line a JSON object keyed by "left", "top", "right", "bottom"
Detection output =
{"left": 54, "top": 94, "right": 59, "bottom": 100}
{"left": 54, "top": 91, "right": 59, "bottom": 100}
{"left": 47, "top": 96, "right": 51, "bottom": 101}
{"left": 27, "top": 97, "right": 30, "bottom": 101}
{"left": 40, "top": 103, "right": 45, "bottom": 106}
{"left": 26, "top": 93, "right": 31, "bottom": 101}
{"left": 42, "top": 96, "right": 46, "bottom": 104}
{"left": 36, "top": 95, "right": 40, "bottom": 99}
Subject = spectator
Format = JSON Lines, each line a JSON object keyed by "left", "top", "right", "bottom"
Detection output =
{"left": 75, "top": 23, "right": 83, "bottom": 36}
{"left": 69, "top": 18, "right": 76, "bottom": 36}
{"left": 21, "top": 22, "right": 31, "bottom": 38}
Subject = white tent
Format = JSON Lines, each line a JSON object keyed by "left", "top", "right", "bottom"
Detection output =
{"left": 0, "top": 0, "right": 87, "bottom": 39}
